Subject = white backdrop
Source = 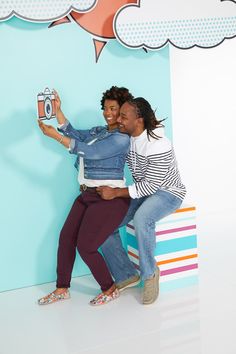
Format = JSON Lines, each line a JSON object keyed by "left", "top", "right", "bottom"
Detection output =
{"left": 170, "top": 39, "right": 236, "bottom": 216}
{"left": 170, "top": 40, "right": 236, "bottom": 352}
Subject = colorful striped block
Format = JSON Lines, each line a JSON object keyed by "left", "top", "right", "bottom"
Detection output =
{"left": 126, "top": 206, "right": 198, "bottom": 291}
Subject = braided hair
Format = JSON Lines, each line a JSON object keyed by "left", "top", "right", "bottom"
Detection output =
{"left": 101, "top": 86, "right": 134, "bottom": 110}
{"left": 127, "top": 97, "right": 165, "bottom": 140}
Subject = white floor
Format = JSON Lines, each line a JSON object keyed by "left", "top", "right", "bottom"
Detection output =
{"left": 1, "top": 211, "right": 236, "bottom": 354}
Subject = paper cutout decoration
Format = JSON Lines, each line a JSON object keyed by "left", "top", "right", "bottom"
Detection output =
{"left": 49, "top": 0, "right": 138, "bottom": 62}
{"left": 114, "top": 0, "right": 236, "bottom": 50}
{"left": 0, "top": 0, "right": 97, "bottom": 22}
{"left": 37, "top": 88, "right": 56, "bottom": 121}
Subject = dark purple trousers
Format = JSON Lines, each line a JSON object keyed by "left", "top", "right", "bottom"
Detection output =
{"left": 56, "top": 190, "right": 130, "bottom": 291}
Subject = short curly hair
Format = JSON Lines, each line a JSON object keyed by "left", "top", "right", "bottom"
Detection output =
{"left": 101, "top": 86, "right": 134, "bottom": 110}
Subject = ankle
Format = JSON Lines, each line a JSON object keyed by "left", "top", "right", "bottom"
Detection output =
{"left": 55, "top": 288, "right": 68, "bottom": 295}
{"left": 103, "top": 284, "right": 116, "bottom": 295}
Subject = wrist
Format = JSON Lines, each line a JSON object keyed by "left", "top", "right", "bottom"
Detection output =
{"left": 56, "top": 134, "right": 63, "bottom": 143}
{"left": 114, "top": 188, "right": 120, "bottom": 198}
{"left": 115, "top": 187, "right": 129, "bottom": 198}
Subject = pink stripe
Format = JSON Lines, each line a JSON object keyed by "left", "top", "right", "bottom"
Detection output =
{"left": 157, "top": 224, "right": 196, "bottom": 236}
{"left": 127, "top": 224, "right": 196, "bottom": 236}
{"left": 161, "top": 263, "right": 198, "bottom": 276}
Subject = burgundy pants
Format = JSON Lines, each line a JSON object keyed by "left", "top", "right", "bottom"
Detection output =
{"left": 56, "top": 190, "right": 130, "bottom": 291}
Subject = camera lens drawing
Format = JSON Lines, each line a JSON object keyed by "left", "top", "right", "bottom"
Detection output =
{"left": 45, "top": 98, "right": 52, "bottom": 119}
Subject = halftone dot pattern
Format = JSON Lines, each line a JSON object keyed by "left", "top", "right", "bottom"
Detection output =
{"left": 116, "top": 16, "right": 236, "bottom": 48}
{"left": 0, "top": 0, "right": 96, "bottom": 21}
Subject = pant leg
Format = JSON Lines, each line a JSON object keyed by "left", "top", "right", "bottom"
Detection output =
{"left": 56, "top": 195, "right": 87, "bottom": 288}
{"left": 101, "top": 197, "right": 145, "bottom": 283}
{"left": 133, "top": 190, "right": 183, "bottom": 280}
{"left": 77, "top": 193, "right": 130, "bottom": 291}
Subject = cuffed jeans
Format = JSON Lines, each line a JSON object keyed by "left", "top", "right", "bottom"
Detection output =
{"left": 101, "top": 189, "right": 183, "bottom": 281}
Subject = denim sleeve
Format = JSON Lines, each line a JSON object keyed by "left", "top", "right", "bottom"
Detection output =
{"left": 69, "top": 133, "right": 130, "bottom": 160}
{"left": 57, "top": 119, "right": 90, "bottom": 142}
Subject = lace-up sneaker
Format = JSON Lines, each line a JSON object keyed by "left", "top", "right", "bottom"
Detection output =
{"left": 142, "top": 268, "right": 160, "bottom": 305}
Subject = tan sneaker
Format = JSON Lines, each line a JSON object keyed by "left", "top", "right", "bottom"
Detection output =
{"left": 142, "top": 268, "right": 160, "bottom": 305}
{"left": 116, "top": 275, "right": 140, "bottom": 292}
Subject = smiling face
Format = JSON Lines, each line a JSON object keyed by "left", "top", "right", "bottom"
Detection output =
{"left": 103, "top": 99, "right": 120, "bottom": 130}
{"left": 117, "top": 102, "right": 144, "bottom": 137}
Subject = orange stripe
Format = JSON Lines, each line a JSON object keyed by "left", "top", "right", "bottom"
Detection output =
{"left": 157, "top": 254, "right": 198, "bottom": 265}
{"left": 174, "top": 206, "right": 196, "bottom": 214}
{"left": 128, "top": 251, "right": 198, "bottom": 265}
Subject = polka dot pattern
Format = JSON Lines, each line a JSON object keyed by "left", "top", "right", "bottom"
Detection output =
{"left": 116, "top": 16, "right": 236, "bottom": 49}
{"left": 0, "top": 0, "right": 96, "bottom": 21}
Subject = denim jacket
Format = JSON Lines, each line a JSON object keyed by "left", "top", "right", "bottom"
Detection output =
{"left": 58, "top": 120, "right": 130, "bottom": 180}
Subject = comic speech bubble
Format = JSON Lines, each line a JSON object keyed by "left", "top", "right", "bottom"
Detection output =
{"left": 114, "top": 0, "right": 236, "bottom": 50}
{"left": 0, "top": 0, "right": 97, "bottom": 22}
{"left": 50, "top": 0, "right": 137, "bottom": 61}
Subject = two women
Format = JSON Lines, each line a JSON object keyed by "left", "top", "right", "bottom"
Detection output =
{"left": 38, "top": 86, "right": 133, "bottom": 306}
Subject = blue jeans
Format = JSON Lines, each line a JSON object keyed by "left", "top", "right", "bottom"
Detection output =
{"left": 101, "top": 189, "right": 183, "bottom": 281}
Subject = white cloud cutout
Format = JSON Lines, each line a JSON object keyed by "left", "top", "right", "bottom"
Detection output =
{"left": 0, "top": 0, "right": 97, "bottom": 22}
{"left": 114, "top": 0, "right": 236, "bottom": 50}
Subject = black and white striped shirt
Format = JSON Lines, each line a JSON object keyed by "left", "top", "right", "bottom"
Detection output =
{"left": 127, "top": 128, "right": 186, "bottom": 200}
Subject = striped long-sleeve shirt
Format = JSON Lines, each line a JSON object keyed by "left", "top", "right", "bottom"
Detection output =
{"left": 127, "top": 128, "right": 186, "bottom": 200}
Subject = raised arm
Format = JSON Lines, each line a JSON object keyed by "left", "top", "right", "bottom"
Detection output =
{"left": 54, "top": 90, "right": 91, "bottom": 142}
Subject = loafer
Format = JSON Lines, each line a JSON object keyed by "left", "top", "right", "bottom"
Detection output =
{"left": 38, "top": 289, "right": 70, "bottom": 305}
{"left": 90, "top": 288, "right": 120, "bottom": 306}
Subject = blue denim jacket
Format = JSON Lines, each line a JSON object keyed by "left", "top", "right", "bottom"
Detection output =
{"left": 58, "top": 120, "right": 130, "bottom": 180}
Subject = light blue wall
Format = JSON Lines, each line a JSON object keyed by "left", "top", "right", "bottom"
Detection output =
{"left": 0, "top": 17, "right": 172, "bottom": 292}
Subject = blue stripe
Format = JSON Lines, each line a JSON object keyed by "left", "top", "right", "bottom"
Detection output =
{"left": 156, "top": 216, "right": 196, "bottom": 226}
{"left": 160, "top": 275, "right": 199, "bottom": 292}
{"left": 135, "top": 274, "right": 198, "bottom": 291}
{"left": 127, "top": 233, "right": 197, "bottom": 256}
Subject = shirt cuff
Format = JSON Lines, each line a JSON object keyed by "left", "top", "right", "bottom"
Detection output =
{"left": 128, "top": 184, "right": 139, "bottom": 199}
{"left": 69, "top": 138, "right": 75, "bottom": 153}
{"left": 57, "top": 119, "right": 69, "bottom": 131}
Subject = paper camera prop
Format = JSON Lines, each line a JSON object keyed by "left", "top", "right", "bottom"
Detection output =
{"left": 37, "top": 88, "right": 56, "bottom": 120}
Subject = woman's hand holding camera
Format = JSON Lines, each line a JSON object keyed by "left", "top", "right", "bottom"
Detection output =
{"left": 53, "top": 90, "right": 61, "bottom": 112}
{"left": 53, "top": 89, "right": 67, "bottom": 125}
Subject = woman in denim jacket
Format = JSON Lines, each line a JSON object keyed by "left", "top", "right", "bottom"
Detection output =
{"left": 38, "top": 86, "right": 133, "bottom": 306}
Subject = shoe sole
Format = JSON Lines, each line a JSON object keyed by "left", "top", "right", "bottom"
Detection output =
{"left": 118, "top": 278, "right": 141, "bottom": 292}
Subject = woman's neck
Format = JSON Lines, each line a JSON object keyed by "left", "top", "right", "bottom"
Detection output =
{"left": 107, "top": 123, "right": 118, "bottom": 131}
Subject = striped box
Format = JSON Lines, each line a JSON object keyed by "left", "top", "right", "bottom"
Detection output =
{"left": 126, "top": 206, "right": 198, "bottom": 291}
